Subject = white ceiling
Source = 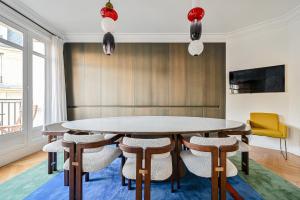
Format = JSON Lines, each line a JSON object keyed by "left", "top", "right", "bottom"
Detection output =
{"left": 10, "top": 0, "right": 300, "bottom": 35}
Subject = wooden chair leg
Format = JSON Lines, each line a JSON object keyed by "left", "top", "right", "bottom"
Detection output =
{"left": 219, "top": 174, "right": 226, "bottom": 200}
{"left": 220, "top": 152, "right": 227, "bottom": 200}
{"left": 211, "top": 151, "right": 219, "bottom": 200}
{"left": 48, "top": 152, "right": 53, "bottom": 174}
{"left": 64, "top": 151, "right": 69, "bottom": 186}
{"left": 135, "top": 155, "right": 143, "bottom": 200}
{"left": 76, "top": 171, "right": 83, "bottom": 200}
{"left": 64, "top": 170, "right": 69, "bottom": 186}
{"left": 144, "top": 171, "right": 151, "bottom": 200}
{"left": 85, "top": 173, "right": 90, "bottom": 182}
{"left": 121, "top": 156, "right": 126, "bottom": 186}
{"left": 211, "top": 177, "right": 218, "bottom": 200}
{"left": 69, "top": 166, "right": 75, "bottom": 200}
{"left": 69, "top": 148, "right": 76, "bottom": 200}
{"left": 128, "top": 179, "right": 132, "bottom": 190}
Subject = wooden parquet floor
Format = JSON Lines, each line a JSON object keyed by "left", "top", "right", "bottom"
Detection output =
{"left": 0, "top": 151, "right": 47, "bottom": 184}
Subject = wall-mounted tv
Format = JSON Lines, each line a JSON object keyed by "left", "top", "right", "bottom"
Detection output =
{"left": 229, "top": 65, "right": 285, "bottom": 94}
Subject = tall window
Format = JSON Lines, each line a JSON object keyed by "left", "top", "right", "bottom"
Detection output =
{"left": 0, "top": 22, "right": 23, "bottom": 135}
{"left": 32, "top": 38, "right": 46, "bottom": 128}
{"left": 0, "top": 17, "right": 49, "bottom": 138}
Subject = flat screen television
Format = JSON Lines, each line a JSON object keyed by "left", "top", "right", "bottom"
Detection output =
{"left": 229, "top": 65, "right": 285, "bottom": 94}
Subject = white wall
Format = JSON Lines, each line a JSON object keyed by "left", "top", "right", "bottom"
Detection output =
{"left": 226, "top": 14, "right": 300, "bottom": 155}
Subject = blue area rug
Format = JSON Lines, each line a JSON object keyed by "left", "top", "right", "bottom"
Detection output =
{"left": 25, "top": 159, "right": 263, "bottom": 200}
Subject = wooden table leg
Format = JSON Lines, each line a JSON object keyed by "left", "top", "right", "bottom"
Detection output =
{"left": 47, "top": 135, "right": 53, "bottom": 174}
{"left": 174, "top": 135, "right": 181, "bottom": 189}
{"left": 53, "top": 152, "right": 57, "bottom": 171}
{"left": 241, "top": 135, "right": 249, "bottom": 175}
{"left": 48, "top": 152, "right": 53, "bottom": 174}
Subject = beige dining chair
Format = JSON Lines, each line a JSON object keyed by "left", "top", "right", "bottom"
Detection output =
{"left": 62, "top": 133, "right": 122, "bottom": 200}
{"left": 119, "top": 137, "right": 175, "bottom": 200}
{"left": 42, "top": 122, "right": 69, "bottom": 177}
{"left": 180, "top": 135, "right": 242, "bottom": 200}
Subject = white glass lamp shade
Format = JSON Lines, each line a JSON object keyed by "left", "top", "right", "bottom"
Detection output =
{"left": 101, "top": 17, "right": 116, "bottom": 33}
{"left": 188, "top": 40, "right": 204, "bottom": 56}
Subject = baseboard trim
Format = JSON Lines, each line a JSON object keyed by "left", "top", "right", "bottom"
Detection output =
{"left": 0, "top": 138, "right": 47, "bottom": 167}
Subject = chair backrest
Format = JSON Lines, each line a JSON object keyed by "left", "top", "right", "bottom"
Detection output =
{"left": 190, "top": 136, "right": 237, "bottom": 157}
{"left": 44, "top": 122, "right": 69, "bottom": 132}
{"left": 122, "top": 137, "right": 171, "bottom": 159}
{"left": 63, "top": 133, "right": 104, "bottom": 153}
{"left": 250, "top": 112, "right": 279, "bottom": 130}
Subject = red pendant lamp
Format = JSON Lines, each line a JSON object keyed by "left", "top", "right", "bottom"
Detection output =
{"left": 188, "top": 0, "right": 205, "bottom": 56}
{"left": 100, "top": 0, "right": 119, "bottom": 55}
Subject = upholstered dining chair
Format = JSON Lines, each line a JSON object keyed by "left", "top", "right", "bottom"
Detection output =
{"left": 62, "top": 133, "right": 122, "bottom": 200}
{"left": 180, "top": 135, "right": 241, "bottom": 200}
{"left": 42, "top": 122, "right": 69, "bottom": 175}
{"left": 119, "top": 137, "right": 175, "bottom": 200}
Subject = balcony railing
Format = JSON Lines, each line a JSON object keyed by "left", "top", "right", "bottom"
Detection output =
{"left": 0, "top": 99, "right": 22, "bottom": 135}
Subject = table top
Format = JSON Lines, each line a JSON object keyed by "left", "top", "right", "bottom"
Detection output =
{"left": 62, "top": 116, "right": 245, "bottom": 135}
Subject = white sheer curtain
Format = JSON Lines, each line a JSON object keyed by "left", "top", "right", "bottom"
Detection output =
{"left": 45, "top": 36, "right": 67, "bottom": 124}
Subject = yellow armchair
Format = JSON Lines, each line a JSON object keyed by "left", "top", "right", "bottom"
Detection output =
{"left": 248, "top": 112, "right": 288, "bottom": 159}
{"left": 278, "top": 123, "right": 288, "bottom": 138}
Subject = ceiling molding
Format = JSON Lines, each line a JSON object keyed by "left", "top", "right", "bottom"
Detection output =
{"left": 64, "top": 33, "right": 227, "bottom": 43}
{"left": 1, "top": 0, "right": 65, "bottom": 39}
{"left": 226, "top": 4, "right": 300, "bottom": 39}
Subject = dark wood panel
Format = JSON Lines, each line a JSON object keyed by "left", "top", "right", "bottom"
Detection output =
{"left": 64, "top": 43, "right": 226, "bottom": 120}
{"left": 168, "top": 44, "right": 187, "bottom": 106}
{"left": 133, "top": 44, "right": 152, "bottom": 105}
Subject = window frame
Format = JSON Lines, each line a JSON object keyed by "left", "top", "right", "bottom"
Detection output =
{"left": 0, "top": 15, "right": 29, "bottom": 152}
{"left": 0, "top": 13, "right": 51, "bottom": 150}
{"left": 29, "top": 33, "right": 49, "bottom": 141}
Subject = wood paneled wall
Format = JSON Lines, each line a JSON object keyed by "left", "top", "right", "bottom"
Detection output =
{"left": 64, "top": 43, "right": 226, "bottom": 120}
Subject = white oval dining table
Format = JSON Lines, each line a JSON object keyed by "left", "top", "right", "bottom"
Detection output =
{"left": 62, "top": 116, "right": 245, "bottom": 135}
{"left": 62, "top": 115, "right": 250, "bottom": 197}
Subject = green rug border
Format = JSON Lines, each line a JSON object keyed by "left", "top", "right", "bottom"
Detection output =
{"left": 231, "top": 156, "right": 300, "bottom": 200}
{"left": 0, "top": 154, "right": 63, "bottom": 200}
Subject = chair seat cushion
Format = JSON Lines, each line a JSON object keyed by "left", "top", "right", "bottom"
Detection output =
{"left": 64, "top": 146, "right": 121, "bottom": 172}
{"left": 252, "top": 128, "right": 282, "bottom": 138}
{"left": 122, "top": 156, "right": 172, "bottom": 181}
{"left": 180, "top": 151, "right": 238, "bottom": 178}
{"left": 43, "top": 139, "right": 64, "bottom": 153}
{"left": 238, "top": 140, "right": 250, "bottom": 152}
